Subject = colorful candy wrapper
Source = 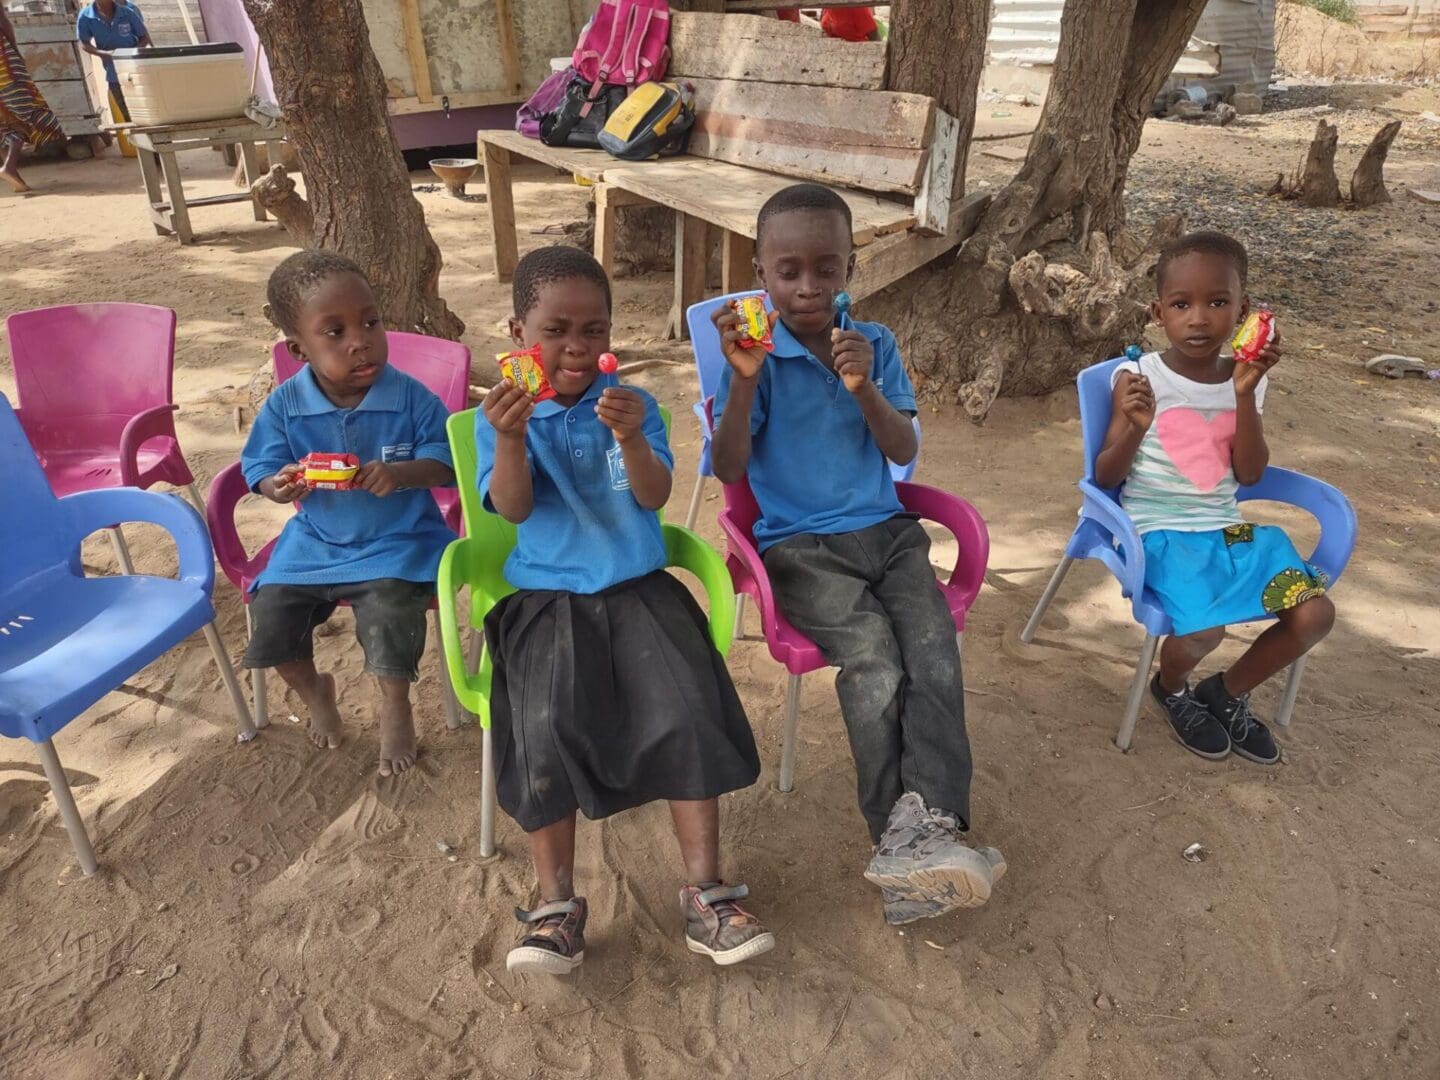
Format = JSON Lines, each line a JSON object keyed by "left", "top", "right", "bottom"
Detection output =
{"left": 497, "top": 344, "right": 556, "bottom": 401}
{"left": 300, "top": 452, "right": 360, "bottom": 491}
{"left": 598, "top": 352, "right": 619, "bottom": 374}
{"left": 1231, "top": 306, "right": 1276, "bottom": 364}
{"left": 733, "top": 294, "right": 773, "bottom": 350}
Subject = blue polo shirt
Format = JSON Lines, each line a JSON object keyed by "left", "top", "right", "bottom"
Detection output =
{"left": 76, "top": 2, "right": 148, "bottom": 85}
{"left": 714, "top": 312, "right": 915, "bottom": 551}
{"left": 475, "top": 374, "right": 673, "bottom": 594}
{"left": 242, "top": 364, "right": 456, "bottom": 591}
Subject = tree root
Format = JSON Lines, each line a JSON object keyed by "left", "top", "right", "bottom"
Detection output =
{"left": 251, "top": 164, "right": 314, "bottom": 245}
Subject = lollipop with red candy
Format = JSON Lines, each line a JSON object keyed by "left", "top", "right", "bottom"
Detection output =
{"left": 598, "top": 352, "right": 619, "bottom": 374}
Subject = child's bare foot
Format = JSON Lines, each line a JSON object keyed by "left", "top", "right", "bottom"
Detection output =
{"left": 1, "top": 167, "right": 31, "bottom": 194}
{"left": 304, "top": 673, "right": 343, "bottom": 749}
{"left": 378, "top": 695, "right": 417, "bottom": 777}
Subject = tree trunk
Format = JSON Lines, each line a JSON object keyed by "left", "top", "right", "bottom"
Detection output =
{"left": 1351, "top": 119, "right": 1402, "bottom": 208}
{"left": 870, "top": 0, "right": 1206, "bottom": 419}
{"left": 1298, "top": 119, "right": 1342, "bottom": 209}
{"left": 239, "top": 0, "right": 463, "bottom": 339}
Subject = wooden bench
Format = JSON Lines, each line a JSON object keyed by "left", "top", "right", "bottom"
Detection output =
{"left": 478, "top": 13, "right": 969, "bottom": 339}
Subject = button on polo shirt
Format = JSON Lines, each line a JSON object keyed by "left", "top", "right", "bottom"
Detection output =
{"left": 714, "top": 312, "right": 916, "bottom": 552}
{"left": 476, "top": 374, "right": 673, "bottom": 594}
{"left": 241, "top": 364, "right": 456, "bottom": 589}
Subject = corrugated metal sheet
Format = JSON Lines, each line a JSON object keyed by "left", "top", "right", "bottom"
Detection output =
{"left": 987, "top": 0, "right": 1276, "bottom": 90}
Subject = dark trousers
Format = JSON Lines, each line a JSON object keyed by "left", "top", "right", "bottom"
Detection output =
{"left": 764, "top": 517, "right": 972, "bottom": 842}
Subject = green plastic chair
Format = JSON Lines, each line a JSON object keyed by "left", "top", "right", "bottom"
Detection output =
{"left": 437, "top": 405, "right": 736, "bottom": 856}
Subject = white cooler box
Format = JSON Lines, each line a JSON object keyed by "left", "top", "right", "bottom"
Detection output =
{"left": 112, "top": 43, "right": 249, "bottom": 126}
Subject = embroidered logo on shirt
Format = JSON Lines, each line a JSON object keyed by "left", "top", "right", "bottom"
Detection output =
{"left": 606, "top": 443, "right": 630, "bottom": 491}
{"left": 381, "top": 443, "right": 414, "bottom": 463}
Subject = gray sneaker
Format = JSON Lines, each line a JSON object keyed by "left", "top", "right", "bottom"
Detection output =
{"left": 865, "top": 793, "right": 1000, "bottom": 912}
{"left": 880, "top": 848, "right": 1007, "bottom": 924}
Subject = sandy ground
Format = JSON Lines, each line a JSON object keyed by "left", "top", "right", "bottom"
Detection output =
{"left": 2, "top": 86, "right": 1440, "bottom": 1080}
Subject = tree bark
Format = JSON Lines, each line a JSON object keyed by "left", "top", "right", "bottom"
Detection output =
{"left": 239, "top": 0, "right": 463, "bottom": 339}
{"left": 1298, "top": 120, "right": 1342, "bottom": 209}
{"left": 1351, "top": 120, "right": 1402, "bottom": 208}
{"left": 869, "top": 0, "right": 1207, "bottom": 420}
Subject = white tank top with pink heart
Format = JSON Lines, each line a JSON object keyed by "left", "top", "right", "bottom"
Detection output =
{"left": 1110, "top": 352, "right": 1268, "bottom": 535}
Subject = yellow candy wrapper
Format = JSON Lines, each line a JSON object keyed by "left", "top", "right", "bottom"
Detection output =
{"left": 497, "top": 344, "right": 556, "bottom": 400}
{"left": 732, "top": 294, "right": 773, "bottom": 350}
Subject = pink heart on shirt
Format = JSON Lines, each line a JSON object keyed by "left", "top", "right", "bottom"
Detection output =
{"left": 1155, "top": 407, "right": 1236, "bottom": 492}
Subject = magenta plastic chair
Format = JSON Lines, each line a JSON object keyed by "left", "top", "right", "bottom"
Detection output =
{"left": 717, "top": 468, "right": 989, "bottom": 792}
{"left": 207, "top": 333, "right": 472, "bottom": 731}
{"left": 6, "top": 303, "right": 205, "bottom": 574}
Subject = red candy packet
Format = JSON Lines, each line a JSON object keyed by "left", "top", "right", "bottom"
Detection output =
{"left": 299, "top": 452, "right": 360, "bottom": 491}
{"left": 733, "top": 293, "right": 773, "bottom": 350}
{"left": 1231, "top": 306, "right": 1276, "bottom": 364}
{"left": 498, "top": 344, "right": 556, "bottom": 401}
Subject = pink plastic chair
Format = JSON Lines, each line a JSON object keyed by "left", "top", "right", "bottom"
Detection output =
{"left": 6, "top": 303, "right": 204, "bottom": 574}
{"left": 207, "top": 332, "right": 473, "bottom": 730}
{"left": 717, "top": 469, "right": 990, "bottom": 793}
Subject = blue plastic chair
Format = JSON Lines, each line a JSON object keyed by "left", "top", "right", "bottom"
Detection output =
{"left": 681, "top": 293, "right": 921, "bottom": 530}
{"left": 1019, "top": 356, "right": 1357, "bottom": 751}
{"left": 0, "top": 393, "right": 255, "bottom": 876}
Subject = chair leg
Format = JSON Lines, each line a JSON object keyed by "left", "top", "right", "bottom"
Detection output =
{"left": 734, "top": 593, "right": 747, "bottom": 641}
{"left": 1115, "top": 633, "right": 1160, "bottom": 752}
{"left": 1020, "top": 556, "right": 1075, "bottom": 643}
{"left": 479, "top": 723, "right": 497, "bottom": 858}
{"left": 184, "top": 481, "right": 207, "bottom": 521}
{"left": 956, "top": 630, "right": 964, "bottom": 662}
{"left": 204, "top": 621, "right": 258, "bottom": 742}
{"left": 683, "top": 474, "right": 707, "bottom": 532}
{"left": 108, "top": 527, "right": 135, "bottom": 575}
{"left": 244, "top": 606, "right": 269, "bottom": 730}
{"left": 36, "top": 738, "right": 98, "bottom": 876}
{"left": 436, "top": 609, "right": 465, "bottom": 730}
{"left": 1275, "top": 654, "right": 1308, "bottom": 728}
{"left": 778, "top": 673, "right": 802, "bottom": 793}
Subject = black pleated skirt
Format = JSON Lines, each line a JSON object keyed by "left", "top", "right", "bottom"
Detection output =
{"left": 483, "top": 570, "right": 760, "bottom": 832}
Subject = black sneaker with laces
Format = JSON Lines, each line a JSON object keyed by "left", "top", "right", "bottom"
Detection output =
{"left": 1150, "top": 675, "right": 1231, "bottom": 760}
{"left": 1195, "top": 673, "right": 1281, "bottom": 765}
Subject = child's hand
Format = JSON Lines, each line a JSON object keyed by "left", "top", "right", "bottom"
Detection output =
{"left": 832, "top": 329, "right": 873, "bottom": 393}
{"left": 1117, "top": 372, "right": 1156, "bottom": 431}
{"left": 484, "top": 379, "right": 535, "bottom": 437}
{"left": 264, "top": 465, "right": 310, "bottom": 503}
{"left": 596, "top": 387, "right": 647, "bottom": 443}
{"left": 354, "top": 460, "right": 398, "bottom": 497}
{"left": 711, "top": 304, "right": 775, "bottom": 382}
{"left": 1234, "top": 328, "right": 1281, "bottom": 398}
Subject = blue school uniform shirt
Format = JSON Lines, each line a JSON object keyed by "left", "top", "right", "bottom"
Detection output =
{"left": 714, "top": 312, "right": 916, "bottom": 551}
{"left": 475, "top": 374, "right": 673, "bottom": 595}
{"left": 76, "top": 2, "right": 148, "bottom": 85}
{"left": 241, "top": 364, "right": 455, "bottom": 591}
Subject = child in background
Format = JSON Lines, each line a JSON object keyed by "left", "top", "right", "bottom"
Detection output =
{"left": 710, "top": 184, "right": 1005, "bottom": 927}
{"left": 242, "top": 251, "right": 456, "bottom": 777}
{"left": 1096, "top": 230, "right": 1335, "bottom": 763}
{"left": 478, "top": 246, "right": 771, "bottom": 975}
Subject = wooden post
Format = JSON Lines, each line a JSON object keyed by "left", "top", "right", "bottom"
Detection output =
{"left": 592, "top": 184, "right": 651, "bottom": 279}
{"left": 174, "top": 0, "right": 200, "bottom": 45}
{"left": 400, "top": 0, "right": 434, "bottom": 104}
{"left": 1351, "top": 120, "right": 1402, "bottom": 208}
{"left": 721, "top": 230, "right": 754, "bottom": 294}
{"left": 480, "top": 139, "right": 518, "bottom": 282}
{"left": 494, "top": 0, "right": 525, "bottom": 98}
{"left": 669, "top": 213, "right": 709, "bottom": 340}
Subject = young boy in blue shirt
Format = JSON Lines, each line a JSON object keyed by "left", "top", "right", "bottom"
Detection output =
{"left": 711, "top": 184, "right": 1005, "bottom": 926}
{"left": 241, "top": 251, "right": 456, "bottom": 777}
{"left": 76, "top": 1, "right": 151, "bottom": 120}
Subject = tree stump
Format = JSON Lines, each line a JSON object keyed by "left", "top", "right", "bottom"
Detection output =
{"left": 1299, "top": 119, "right": 1342, "bottom": 208}
{"left": 1351, "top": 120, "right": 1402, "bottom": 208}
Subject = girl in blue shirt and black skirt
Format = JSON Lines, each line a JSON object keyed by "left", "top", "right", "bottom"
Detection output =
{"left": 476, "top": 247, "right": 771, "bottom": 976}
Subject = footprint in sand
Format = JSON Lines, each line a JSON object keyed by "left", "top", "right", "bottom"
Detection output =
{"left": 336, "top": 903, "right": 382, "bottom": 938}
{"left": 300, "top": 1001, "right": 342, "bottom": 1060}
{"left": 230, "top": 851, "right": 263, "bottom": 876}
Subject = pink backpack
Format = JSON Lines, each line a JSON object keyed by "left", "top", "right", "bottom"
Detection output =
{"left": 573, "top": 0, "right": 670, "bottom": 93}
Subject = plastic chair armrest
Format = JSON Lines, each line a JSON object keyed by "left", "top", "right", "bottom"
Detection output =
{"left": 717, "top": 509, "right": 784, "bottom": 642}
{"left": 437, "top": 538, "right": 487, "bottom": 717}
{"left": 896, "top": 481, "right": 989, "bottom": 607}
{"left": 118, "top": 404, "right": 180, "bottom": 486}
{"left": 1238, "top": 466, "right": 1358, "bottom": 584}
{"left": 206, "top": 463, "right": 263, "bottom": 593}
{"left": 1076, "top": 478, "right": 1147, "bottom": 601}
{"left": 663, "top": 523, "right": 736, "bottom": 656}
{"left": 61, "top": 486, "right": 215, "bottom": 590}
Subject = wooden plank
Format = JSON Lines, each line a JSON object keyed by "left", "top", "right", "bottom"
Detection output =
{"left": 686, "top": 78, "right": 935, "bottom": 195}
{"left": 911, "top": 108, "right": 960, "bottom": 235}
{"left": 721, "top": 231, "right": 755, "bottom": 294}
{"left": 726, "top": 0, "right": 877, "bottom": 9}
{"left": 601, "top": 157, "right": 915, "bottom": 243}
{"left": 173, "top": 0, "right": 200, "bottom": 45}
{"left": 31, "top": 81, "right": 94, "bottom": 119}
{"left": 480, "top": 139, "right": 519, "bottom": 282}
{"left": 400, "top": 0, "right": 434, "bottom": 105}
{"left": 669, "top": 214, "right": 711, "bottom": 342}
{"left": 668, "top": 12, "right": 884, "bottom": 91}
{"left": 981, "top": 144, "right": 1028, "bottom": 162}
{"left": 850, "top": 192, "right": 990, "bottom": 301}
{"left": 476, "top": 129, "right": 612, "bottom": 183}
{"left": 387, "top": 88, "right": 527, "bottom": 115}
{"left": 494, "top": 0, "right": 525, "bottom": 98}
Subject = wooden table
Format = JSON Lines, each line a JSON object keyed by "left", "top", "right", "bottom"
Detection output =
{"left": 114, "top": 117, "right": 288, "bottom": 244}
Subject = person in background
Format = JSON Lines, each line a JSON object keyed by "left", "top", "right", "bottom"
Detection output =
{"left": 1, "top": 8, "right": 65, "bottom": 194}
{"left": 776, "top": 6, "right": 881, "bottom": 42}
{"left": 76, "top": 0, "right": 151, "bottom": 123}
